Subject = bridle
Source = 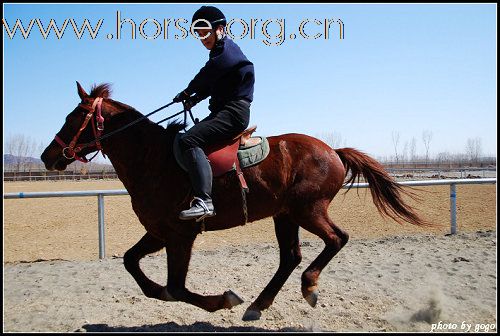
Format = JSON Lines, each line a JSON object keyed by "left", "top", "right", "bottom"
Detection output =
{"left": 54, "top": 97, "right": 105, "bottom": 163}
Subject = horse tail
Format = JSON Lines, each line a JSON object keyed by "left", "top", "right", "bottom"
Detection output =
{"left": 335, "top": 148, "right": 431, "bottom": 227}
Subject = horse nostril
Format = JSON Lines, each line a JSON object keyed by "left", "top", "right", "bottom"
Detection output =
{"left": 40, "top": 146, "right": 58, "bottom": 170}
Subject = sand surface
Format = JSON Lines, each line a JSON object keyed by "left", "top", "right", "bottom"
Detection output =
{"left": 3, "top": 180, "right": 497, "bottom": 332}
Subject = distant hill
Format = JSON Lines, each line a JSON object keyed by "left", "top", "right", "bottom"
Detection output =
{"left": 3, "top": 154, "right": 43, "bottom": 165}
{"left": 3, "top": 154, "right": 115, "bottom": 172}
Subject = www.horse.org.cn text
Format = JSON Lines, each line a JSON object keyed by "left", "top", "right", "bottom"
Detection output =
{"left": 3, "top": 11, "right": 344, "bottom": 46}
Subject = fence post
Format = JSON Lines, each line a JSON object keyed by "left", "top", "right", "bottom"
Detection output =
{"left": 450, "top": 184, "right": 457, "bottom": 234}
{"left": 97, "top": 194, "right": 106, "bottom": 259}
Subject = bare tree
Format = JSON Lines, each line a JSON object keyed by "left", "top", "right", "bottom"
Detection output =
{"left": 33, "top": 141, "right": 46, "bottom": 170}
{"left": 453, "top": 153, "right": 466, "bottom": 168}
{"left": 6, "top": 134, "right": 27, "bottom": 172}
{"left": 6, "top": 135, "right": 15, "bottom": 156}
{"left": 402, "top": 140, "right": 409, "bottom": 166}
{"left": 25, "top": 137, "right": 37, "bottom": 171}
{"left": 474, "top": 138, "right": 483, "bottom": 165}
{"left": 37, "top": 141, "right": 46, "bottom": 157}
{"left": 422, "top": 130, "right": 433, "bottom": 165}
{"left": 5, "top": 134, "right": 39, "bottom": 172}
{"left": 465, "top": 137, "right": 483, "bottom": 166}
{"left": 391, "top": 131, "right": 400, "bottom": 164}
{"left": 316, "top": 131, "right": 345, "bottom": 149}
{"left": 436, "top": 151, "right": 452, "bottom": 168}
{"left": 409, "top": 137, "right": 417, "bottom": 165}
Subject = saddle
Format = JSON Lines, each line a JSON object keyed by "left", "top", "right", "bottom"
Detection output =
{"left": 173, "top": 125, "right": 270, "bottom": 192}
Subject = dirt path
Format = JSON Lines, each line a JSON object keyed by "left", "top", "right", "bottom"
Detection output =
{"left": 3, "top": 231, "right": 497, "bottom": 332}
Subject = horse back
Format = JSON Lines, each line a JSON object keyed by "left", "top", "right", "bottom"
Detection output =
{"left": 209, "top": 133, "right": 346, "bottom": 226}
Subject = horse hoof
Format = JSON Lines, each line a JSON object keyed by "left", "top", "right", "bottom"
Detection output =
{"left": 304, "top": 290, "right": 318, "bottom": 307}
{"left": 224, "top": 290, "right": 244, "bottom": 308}
{"left": 160, "top": 287, "right": 176, "bottom": 302}
{"left": 242, "top": 308, "right": 261, "bottom": 321}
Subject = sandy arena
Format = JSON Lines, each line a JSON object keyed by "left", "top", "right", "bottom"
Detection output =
{"left": 3, "top": 180, "right": 497, "bottom": 332}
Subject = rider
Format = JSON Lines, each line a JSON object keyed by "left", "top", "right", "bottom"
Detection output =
{"left": 173, "top": 6, "right": 255, "bottom": 221}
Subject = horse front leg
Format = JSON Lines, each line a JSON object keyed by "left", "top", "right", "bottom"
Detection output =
{"left": 165, "top": 233, "right": 244, "bottom": 312}
{"left": 123, "top": 232, "right": 171, "bottom": 300}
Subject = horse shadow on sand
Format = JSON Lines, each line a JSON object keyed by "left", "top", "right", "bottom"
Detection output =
{"left": 80, "top": 322, "right": 308, "bottom": 332}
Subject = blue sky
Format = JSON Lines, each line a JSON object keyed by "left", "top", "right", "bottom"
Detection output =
{"left": 3, "top": 3, "right": 497, "bottom": 162}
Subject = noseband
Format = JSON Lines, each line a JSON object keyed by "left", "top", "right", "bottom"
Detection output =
{"left": 54, "top": 97, "right": 105, "bottom": 163}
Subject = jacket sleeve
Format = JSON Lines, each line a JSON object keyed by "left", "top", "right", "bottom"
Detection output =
{"left": 184, "top": 59, "right": 219, "bottom": 96}
{"left": 194, "top": 88, "right": 210, "bottom": 102}
{"left": 184, "top": 42, "right": 239, "bottom": 96}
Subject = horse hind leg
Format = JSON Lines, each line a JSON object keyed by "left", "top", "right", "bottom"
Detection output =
{"left": 291, "top": 201, "right": 349, "bottom": 307}
{"left": 242, "top": 213, "right": 302, "bottom": 321}
{"left": 123, "top": 232, "right": 170, "bottom": 300}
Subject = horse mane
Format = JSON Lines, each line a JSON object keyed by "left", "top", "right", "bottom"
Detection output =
{"left": 88, "top": 82, "right": 185, "bottom": 138}
{"left": 165, "top": 120, "right": 186, "bottom": 136}
{"left": 89, "top": 83, "right": 112, "bottom": 99}
{"left": 87, "top": 82, "right": 135, "bottom": 114}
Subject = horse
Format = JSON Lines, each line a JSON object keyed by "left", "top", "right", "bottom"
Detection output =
{"left": 41, "top": 82, "right": 430, "bottom": 321}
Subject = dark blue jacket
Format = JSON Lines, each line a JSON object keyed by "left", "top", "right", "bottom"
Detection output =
{"left": 184, "top": 36, "right": 255, "bottom": 111}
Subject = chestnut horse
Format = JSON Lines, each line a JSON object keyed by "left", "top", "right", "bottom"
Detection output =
{"left": 41, "top": 83, "right": 429, "bottom": 321}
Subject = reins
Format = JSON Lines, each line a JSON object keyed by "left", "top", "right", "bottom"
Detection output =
{"left": 79, "top": 101, "right": 197, "bottom": 151}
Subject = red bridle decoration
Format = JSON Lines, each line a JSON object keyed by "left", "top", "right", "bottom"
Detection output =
{"left": 54, "top": 97, "right": 105, "bottom": 163}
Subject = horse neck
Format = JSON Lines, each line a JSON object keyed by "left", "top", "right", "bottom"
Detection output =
{"left": 99, "top": 103, "right": 174, "bottom": 191}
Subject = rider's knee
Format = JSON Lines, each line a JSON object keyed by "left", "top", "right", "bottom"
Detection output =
{"left": 178, "top": 135, "right": 195, "bottom": 153}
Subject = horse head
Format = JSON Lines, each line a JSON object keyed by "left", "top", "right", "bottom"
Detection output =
{"left": 41, "top": 82, "right": 116, "bottom": 171}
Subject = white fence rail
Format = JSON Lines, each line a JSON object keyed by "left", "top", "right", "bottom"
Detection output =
{"left": 4, "top": 178, "right": 496, "bottom": 259}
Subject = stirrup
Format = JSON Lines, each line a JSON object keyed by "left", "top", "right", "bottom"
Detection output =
{"left": 179, "top": 197, "right": 215, "bottom": 222}
{"left": 192, "top": 197, "right": 215, "bottom": 222}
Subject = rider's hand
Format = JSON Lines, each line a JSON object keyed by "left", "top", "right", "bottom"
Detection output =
{"left": 173, "top": 90, "right": 189, "bottom": 103}
{"left": 183, "top": 95, "right": 201, "bottom": 110}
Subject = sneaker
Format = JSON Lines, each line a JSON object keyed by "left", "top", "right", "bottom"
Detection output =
{"left": 179, "top": 197, "right": 216, "bottom": 221}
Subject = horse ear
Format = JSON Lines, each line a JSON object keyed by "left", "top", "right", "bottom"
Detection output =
{"left": 76, "top": 81, "right": 88, "bottom": 100}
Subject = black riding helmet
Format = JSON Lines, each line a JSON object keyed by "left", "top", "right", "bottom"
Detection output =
{"left": 192, "top": 6, "right": 226, "bottom": 28}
